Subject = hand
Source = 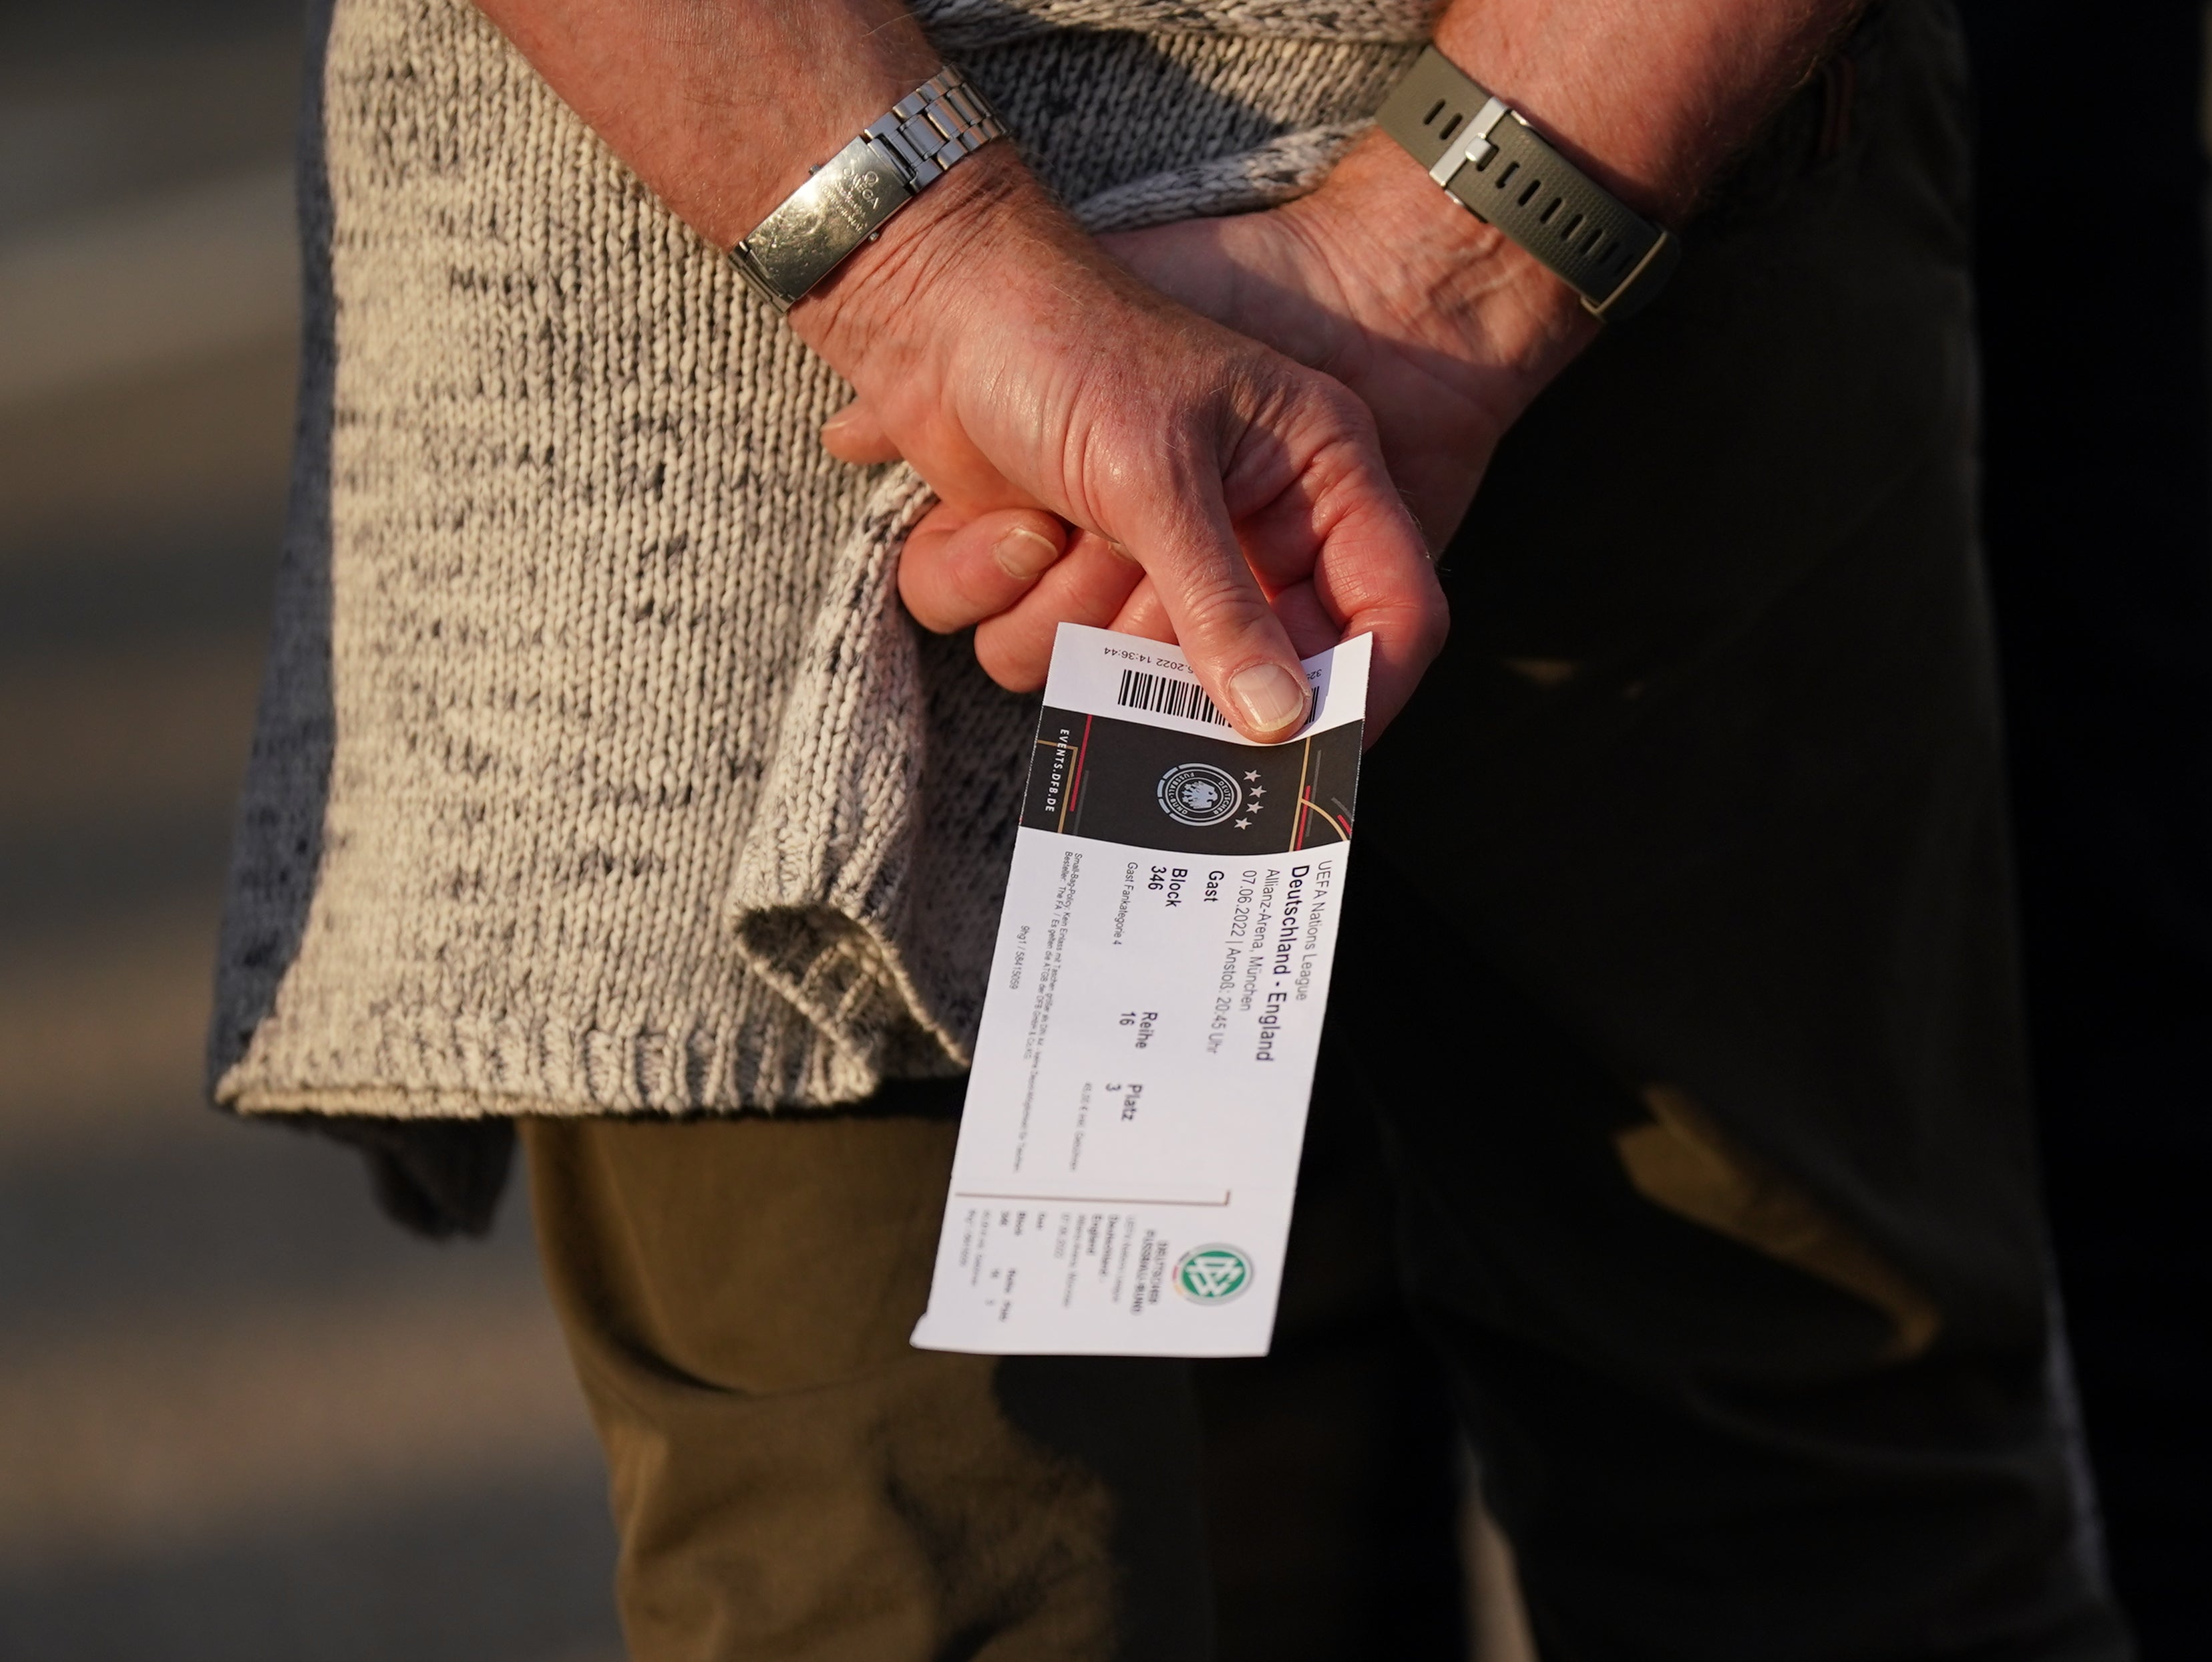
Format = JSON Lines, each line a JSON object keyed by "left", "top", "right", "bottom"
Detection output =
{"left": 856, "top": 136, "right": 1597, "bottom": 721}
{"left": 480, "top": 0, "right": 1853, "bottom": 744}
{"left": 802, "top": 148, "right": 1447, "bottom": 741}
{"left": 1101, "top": 138, "right": 1599, "bottom": 550}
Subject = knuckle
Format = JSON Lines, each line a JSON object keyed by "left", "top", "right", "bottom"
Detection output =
{"left": 951, "top": 556, "right": 1012, "bottom": 621}
{"left": 898, "top": 566, "right": 970, "bottom": 635}
{"left": 1416, "top": 599, "right": 1451, "bottom": 663}
{"left": 906, "top": 595, "right": 967, "bottom": 635}
{"left": 1172, "top": 565, "right": 1270, "bottom": 638}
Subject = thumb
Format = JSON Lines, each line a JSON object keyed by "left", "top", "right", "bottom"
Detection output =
{"left": 1127, "top": 492, "right": 1312, "bottom": 743}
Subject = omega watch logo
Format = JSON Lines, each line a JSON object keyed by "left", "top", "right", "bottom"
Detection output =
{"left": 1155, "top": 762, "right": 1243, "bottom": 828}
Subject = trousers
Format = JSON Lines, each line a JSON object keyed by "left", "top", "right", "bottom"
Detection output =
{"left": 520, "top": 1, "right": 2132, "bottom": 1655}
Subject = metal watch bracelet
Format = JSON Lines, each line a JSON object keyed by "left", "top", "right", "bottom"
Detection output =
{"left": 730, "top": 65, "right": 1005, "bottom": 313}
{"left": 1375, "top": 45, "right": 1679, "bottom": 321}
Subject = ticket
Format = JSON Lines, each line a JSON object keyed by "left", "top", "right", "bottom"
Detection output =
{"left": 909, "top": 623, "right": 1369, "bottom": 1357}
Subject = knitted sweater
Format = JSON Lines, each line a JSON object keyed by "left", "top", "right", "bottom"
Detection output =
{"left": 209, "top": 0, "right": 1433, "bottom": 1122}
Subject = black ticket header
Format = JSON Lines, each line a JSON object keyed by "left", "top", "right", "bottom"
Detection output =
{"left": 1021, "top": 705, "right": 1363, "bottom": 856}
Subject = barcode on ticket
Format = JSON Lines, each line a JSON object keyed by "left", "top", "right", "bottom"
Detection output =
{"left": 1115, "top": 667, "right": 1230, "bottom": 727}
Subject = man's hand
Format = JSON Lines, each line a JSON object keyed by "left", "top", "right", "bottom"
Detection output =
{"left": 475, "top": 0, "right": 1857, "bottom": 737}
{"left": 871, "top": 133, "right": 1598, "bottom": 685}
{"left": 803, "top": 149, "right": 1447, "bottom": 740}
{"left": 866, "top": 134, "right": 1592, "bottom": 701}
{"left": 1101, "top": 139, "right": 1597, "bottom": 552}
{"left": 472, "top": 0, "right": 1445, "bottom": 743}
{"left": 874, "top": 0, "right": 1863, "bottom": 700}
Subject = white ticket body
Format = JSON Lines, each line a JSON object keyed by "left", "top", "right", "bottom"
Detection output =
{"left": 910, "top": 624, "right": 1370, "bottom": 1357}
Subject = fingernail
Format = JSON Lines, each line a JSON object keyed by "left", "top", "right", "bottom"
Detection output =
{"left": 993, "top": 525, "right": 1061, "bottom": 581}
{"left": 1228, "top": 663, "right": 1309, "bottom": 735}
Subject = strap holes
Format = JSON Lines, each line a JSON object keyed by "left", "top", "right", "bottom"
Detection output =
{"left": 1518, "top": 178, "right": 1544, "bottom": 206}
{"left": 1539, "top": 198, "right": 1563, "bottom": 223}
{"left": 1437, "top": 113, "right": 1463, "bottom": 142}
{"left": 1422, "top": 100, "right": 1447, "bottom": 126}
{"left": 1495, "top": 160, "right": 1519, "bottom": 188}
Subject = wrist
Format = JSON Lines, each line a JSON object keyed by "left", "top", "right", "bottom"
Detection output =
{"left": 478, "top": 0, "right": 944, "bottom": 253}
{"left": 789, "top": 142, "right": 1069, "bottom": 393}
{"left": 1426, "top": 1, "right": 1867, "bottom": 224}
{"left": 1285, "top": 134, "right": 1597, "bottom": 426}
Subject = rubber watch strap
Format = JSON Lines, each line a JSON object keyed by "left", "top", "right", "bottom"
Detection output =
{"left": 1376, "top": 45, "right": 1679, "bottom": 321}
{"left": 731, "top": 65, "right": 1005, "bottom": 313}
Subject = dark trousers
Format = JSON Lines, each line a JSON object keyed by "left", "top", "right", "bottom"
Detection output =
{"left": 521, "top": 1, "right": 2129, "bottom": 1655}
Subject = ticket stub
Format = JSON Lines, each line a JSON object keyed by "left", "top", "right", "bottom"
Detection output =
{"left": 909, "top": 623, "right": 1369, "bottom": 1357}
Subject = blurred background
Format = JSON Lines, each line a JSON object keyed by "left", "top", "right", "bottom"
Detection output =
{"left": 2, "top": 1, "right": 2207, "bottom": 1659}
{"left": 0, "top": 2, "right": 624, "bottom": 1657}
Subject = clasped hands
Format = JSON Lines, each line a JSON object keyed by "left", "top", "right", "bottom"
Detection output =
{"left": 795, "top": 136, "right": 1596, "bottom": 743}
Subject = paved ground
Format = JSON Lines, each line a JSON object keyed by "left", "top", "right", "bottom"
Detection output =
{"left": 0, "top": 7, "right": 626, "bottom": 1658}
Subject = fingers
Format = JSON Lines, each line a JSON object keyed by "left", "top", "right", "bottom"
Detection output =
{"left": 1111, "top": 569, "right": 1435, "bottom": 743}
{"left": 1118, "top": 478, "right": 1313, "bottom": 743}
{"left": 900, "top": 503, "right": 1071, "bottom": 634}
{"left": 820, "top": 399, "right": 902, "bottom": 465}
{"left": 838, "top": 405, "right": 1086, "bottom": 643}
{"left": 1226, "top": 407, "right": 1449, "bottom": 739}
{"left": 1302, "top": 475, "right": 1450, "bottom": 737}
{"left": 1256, "top": 578, "right": 1341, "bottom": 661}
{"left": 972, "top": 533, "right": 1145, "bottom": 690}
{"left": 1107, "top": 575, "right": 1175, "bottom": 643}
{"left": 832, "top": 300, "right": 1443, "bottom": 739}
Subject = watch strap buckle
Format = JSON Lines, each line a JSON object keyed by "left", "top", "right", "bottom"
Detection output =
{"left": 1378, "top": 45, "right": 1679, "bottom": 323}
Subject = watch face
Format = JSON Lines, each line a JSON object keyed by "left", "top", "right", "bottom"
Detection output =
{"left": 741, "top": 137, "right": 913, "bottom": 305}
{"left": 1021, "top": 706, "right": 1362, "bottom": 858}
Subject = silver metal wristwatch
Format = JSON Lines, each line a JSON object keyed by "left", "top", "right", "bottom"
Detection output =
{"left": 729, "top": 65, "right": 1006, "bottom": 313}
{"left": 1376, "top": 46, "right": 1679, "bottom": 321}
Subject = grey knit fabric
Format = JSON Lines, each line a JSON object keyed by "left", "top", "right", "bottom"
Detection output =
{"left": 208, "top": 0, "right": 1431, "bottom": 1122}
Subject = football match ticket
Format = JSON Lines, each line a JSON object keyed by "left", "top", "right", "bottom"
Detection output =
{"left": 909, "top": 623, "right": 1370, "bottom": 1357}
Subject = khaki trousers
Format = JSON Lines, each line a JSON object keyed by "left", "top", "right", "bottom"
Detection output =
{"left": 522, "top": 1101, "right": 1212, "bottom": 1662}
